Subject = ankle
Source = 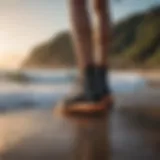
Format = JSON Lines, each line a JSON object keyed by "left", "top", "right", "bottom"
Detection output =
{"left": 95, "top": 65, "right": 111, "bottom": 95}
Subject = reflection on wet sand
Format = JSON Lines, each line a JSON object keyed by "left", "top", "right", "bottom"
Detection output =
{"left": 0, "top": 109, "right": 111, "bottom": 160}
{"left": 71, "top": 116, "right": 110, "bottom": 160}
{"left": 0, "top": 106, "right": 160, "bottom": 160}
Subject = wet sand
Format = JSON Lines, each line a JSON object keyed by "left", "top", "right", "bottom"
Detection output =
{"left": 0, "top": 83, "right": 160, "bottom": 160}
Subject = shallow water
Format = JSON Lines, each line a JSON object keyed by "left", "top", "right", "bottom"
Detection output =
{"left": 0, "top": 70, "right": 146, "bottom": 110}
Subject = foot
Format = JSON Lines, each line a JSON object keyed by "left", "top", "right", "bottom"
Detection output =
{"left": 95, "top": 66, "right": 113, "bottom": 107}
{"left": 62, "top": 66, "right": 106, "bottom": 114}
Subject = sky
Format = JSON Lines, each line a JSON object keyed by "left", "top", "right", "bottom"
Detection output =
{"left": 0, "top": 0, "right": 160, "bottom": 68}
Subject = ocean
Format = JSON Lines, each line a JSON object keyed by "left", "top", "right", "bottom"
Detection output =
{"left": 0, "top": 69, "right": 146, "bottom": 111}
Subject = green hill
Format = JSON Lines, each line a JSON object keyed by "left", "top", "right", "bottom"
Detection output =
{"left": 23, "top": 6, "right": 160, "bottom": 69}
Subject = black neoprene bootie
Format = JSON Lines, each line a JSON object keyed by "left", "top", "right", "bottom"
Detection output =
{"left": 95, "top": 66, "right": 113, "bottom": 107}
{"left": 95, "top": 66, "right": 111, "bottom": 96}
{"left": 63, "top": 65, "right": 105, "bottom": 113}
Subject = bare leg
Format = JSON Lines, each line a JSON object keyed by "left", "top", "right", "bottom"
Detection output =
{"left": 69, "top": 0, "right": 94, "bottom": 70}
{"left": 62, "top": 0, "right": 112, "bottom": 113}
{"left": 63, "top": 0, "right": 103, "bottom": 113}
{"left": 93, "top": 0, "right": 111, "bottom": 67}
{"left": 92, "top": 0, "right": 113, "bottom": 106}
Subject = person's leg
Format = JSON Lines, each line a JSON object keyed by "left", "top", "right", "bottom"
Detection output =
{"left": 69, "top": 0, "right": 94, "bottom": 70}
{"left": 64, "top": 0, "right": 104, "bottom": 113}
{"left": 93, "top": 0, "right": 112, "bottom": 102}
{"left": 93, "top": 0, "right": 111, "bottom": 67}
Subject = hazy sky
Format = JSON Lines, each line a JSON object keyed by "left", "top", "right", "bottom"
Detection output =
{"left": 0, "top": 0, "right": 160, "bottom": 58}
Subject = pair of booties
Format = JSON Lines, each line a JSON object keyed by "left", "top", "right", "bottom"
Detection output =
{"left": 63, "top": 65, "right": 113, "bottom": 113}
